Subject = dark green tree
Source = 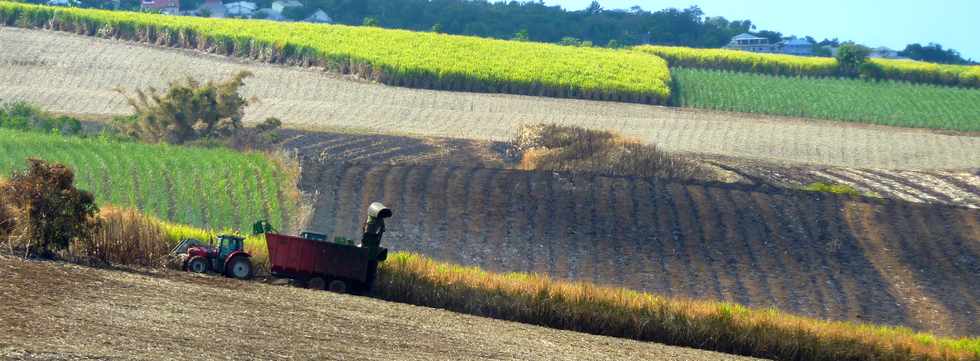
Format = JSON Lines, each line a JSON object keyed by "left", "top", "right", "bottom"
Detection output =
{"left": 900, "top": 43, "right": 972, "bottom": 64}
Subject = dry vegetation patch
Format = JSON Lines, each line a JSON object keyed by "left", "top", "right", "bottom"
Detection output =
{"left": 512, "top": 124, "right": 709, "bottom": 180}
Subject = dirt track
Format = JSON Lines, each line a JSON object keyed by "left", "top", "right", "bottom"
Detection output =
{"left": 1, "top": 27, "right": 979, "bottom": 170}
{"left": 0, "top": 256, "right": 765, "bottom": 361}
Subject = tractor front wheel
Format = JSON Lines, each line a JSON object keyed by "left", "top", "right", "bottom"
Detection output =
{"left": 187, "top": 257, "right": 208, "bottom": 274}
{"left": 227, "top": 257, "right": 253, "bottom": 280}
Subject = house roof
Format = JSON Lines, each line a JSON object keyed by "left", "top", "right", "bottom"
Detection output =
{"left": 783, "top": 38, "right": 813, "bottom": 46}
{"left": 256, "top": 8, "right": 285, "bottom": 20}
{"left": 304, "top": 9, "right": 331, "bottom": 23}
{"left": 272, "top": 0, "right": 302, "bottom": 7}
{"left": 732, "top": 33, "right": 766, "bottom": 41}
{"left": 142, "top": 0, "right": 179, "bottom": 9}
{"left": 225, "top": 1, "right": 257, "bottom": 13}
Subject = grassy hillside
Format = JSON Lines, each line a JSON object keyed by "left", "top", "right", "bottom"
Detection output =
{"left": 671, "top": 68, "right": 980, "bottom": 131}
{"left": 0, "top": 129, "right": 297, "bottom": 231}
{"left": 0, "top": 3, "right": 671, "bottom": 104}
{"left": 638, "top": 45, "right": 980, "bottom": 88}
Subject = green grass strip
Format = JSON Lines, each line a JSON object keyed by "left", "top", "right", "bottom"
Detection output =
{"left": 671, "top": 68, "right": 980, "bottom": 131}
{"left": 0, "top": 129, "right": 296, "bottom": 231}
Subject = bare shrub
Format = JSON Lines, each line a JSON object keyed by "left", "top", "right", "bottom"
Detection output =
{"left": 0, "top": 159, "right": 99, "bottom": 257}
{"left": 73, "top": 207, "right": 172, "bottom": 267}
{"left": 114, "top": 71, "right": 254, "bottom": 144}
{"left": 512, "top": 124, "right": 706, "bottom": 179}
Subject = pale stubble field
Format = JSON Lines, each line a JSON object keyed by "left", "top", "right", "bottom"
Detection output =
{"left": 1, "top": 27, "right": 978, "bottom": 170}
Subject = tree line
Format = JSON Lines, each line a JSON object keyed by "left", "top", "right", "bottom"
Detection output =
{"left": 30, "top": 0, "right": 977, "bottom": 64}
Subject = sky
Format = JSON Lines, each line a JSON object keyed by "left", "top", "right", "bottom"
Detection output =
{"left": 533, "top": 0, "right": 979, "bottom": 60}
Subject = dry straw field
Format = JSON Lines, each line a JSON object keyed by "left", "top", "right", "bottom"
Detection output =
{"left": 2, "top": 27, "right": 979, "bottom": 170}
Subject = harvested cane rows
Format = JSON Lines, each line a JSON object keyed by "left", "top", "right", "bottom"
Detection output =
{"left": 300, "top": 159, "right": 980, "bottom": 337}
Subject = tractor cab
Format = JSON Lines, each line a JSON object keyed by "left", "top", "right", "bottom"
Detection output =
{"left": 217, "top": 235, "right": 245, "bottom": 260}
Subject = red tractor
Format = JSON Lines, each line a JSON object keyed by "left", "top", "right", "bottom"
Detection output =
{"left": 170, "top": 235, "right": 254, "bottom": 280}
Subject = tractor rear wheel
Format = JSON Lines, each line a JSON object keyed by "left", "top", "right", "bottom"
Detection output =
{"left": 328, "top": 279, "right": 348, "bottom": 294}
{"left": 187, "top": 257, "right": 208, "bottom": 273}
{"left": 307, "top": 276, "right": 326, "bottom": 290}
{"left": 227, "top": 257, "right": 253, "bottom": 280}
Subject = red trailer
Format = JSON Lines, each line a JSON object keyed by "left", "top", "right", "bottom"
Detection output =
{"left": 265, "top": 232, "right": 388, "bottom": 293}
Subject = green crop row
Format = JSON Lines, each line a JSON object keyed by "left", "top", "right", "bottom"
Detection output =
{"left": 0, "top": 2, "right": 672, "bottom": 104}
{"left": 0, "top": 129, "right": 296, "bottom": 231}
{"left": 671, "top": 68, "right": 980, "bottom": 131}
{"left": 638, "top": 45, "right": 980, "bottom": 88}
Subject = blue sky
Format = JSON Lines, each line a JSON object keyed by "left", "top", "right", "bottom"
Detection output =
{"left": 534, "top": 0, "right": 979, "bottom": 60}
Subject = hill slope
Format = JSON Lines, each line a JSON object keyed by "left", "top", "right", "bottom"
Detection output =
{"left": 1, "top": 27, "right": 978, "bottom": 170}
{"left": 299, "top": 159, "right": 980, "bottom": 336}
{"left": 0, "top": 256, "right": 765, "bottom": 361}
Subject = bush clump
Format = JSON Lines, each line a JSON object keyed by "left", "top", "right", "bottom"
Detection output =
{"left": 114, "top": 71, "right": 279, "bottom": 145}
{"left": 511, "top": 124, "right": 706, "bottom": 179}
{"left": 0, "top": 158, "right": 99, "bottom": 257}
{"left": 74, "top": 207, "right": 172, "bottom": 267}
{"left": 0, "top": 100, "right": 82, "bottom": 134}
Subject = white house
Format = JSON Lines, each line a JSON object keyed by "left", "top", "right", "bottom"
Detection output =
{"left": 271, "top": 0, "right": 302, "bottom": 13}
{"left": 255, "top": 8, "right": 286, "bottom": 21}
{"left": 725, "top": 33, "right": 777, "bottom": 53}
{"left": 779, "top": 38, "right": 815, "bottom": 56}
{"left": 224, "top": 1, "right": 257, "bottom": 17}
{"left": 304, "top": 9, "right": 332, "bottom": 23}
{"left": 869, "top": 47, "right": 905, "bottom": 59}
{"left": 47, "top": 0, "right": 70, "bottom": 6}
{"left": 197, "top": 0, "right": 226, "bottom": 18}
{"left": 141, "top": 0, "right": 180, "bottom": 15}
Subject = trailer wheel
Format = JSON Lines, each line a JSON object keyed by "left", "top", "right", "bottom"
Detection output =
{"left": 328, "top": 279, "right": 348, "bottom": 294}
{"left": 307, "top": 276, "right": 326, "bottom": 290}
{"left": 187, "top": 257, "right": 208, "bottom": 273}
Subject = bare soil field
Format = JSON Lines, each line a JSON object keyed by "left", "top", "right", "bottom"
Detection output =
{"left": 277, "top": 129, "right": 980, "bottom": 209}
{"left": 2, "top": 27, "right": 979, "bottom": 170}
{"left": 0, "top": 256, "right": 765, "bottom": 361}
{"left": 290, "top": 148, "right": 980, "bottom": 336}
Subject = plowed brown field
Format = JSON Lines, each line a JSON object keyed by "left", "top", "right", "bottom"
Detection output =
{"left": 299, "top": 159, "right": 980, "bottom": 337}
{"left": 0, "top": 256, "right": 765, "bottom": 361}
{"left": 2, "top": 27, "right": 979, "bottom": 170}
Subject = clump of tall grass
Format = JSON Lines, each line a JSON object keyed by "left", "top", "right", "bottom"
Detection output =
{"left": 72, "top": 206, "right": 171, "bottom": 267}
{"left": 374, "top": 253, "right": 980, "bottom": 361}
{"left": 512, "top": 124, "right": 707, "bottom": 180}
